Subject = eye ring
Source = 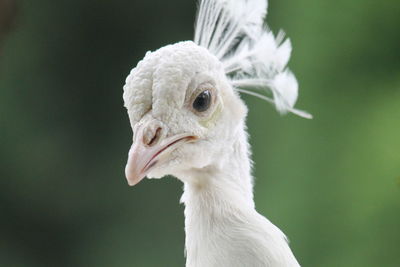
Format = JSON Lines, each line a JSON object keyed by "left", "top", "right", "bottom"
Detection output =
{"left": 192, "top": 89, "right": 212, "bottom": 113}
{"left": 187, "top": 81, "right": 217, "bottom": 117}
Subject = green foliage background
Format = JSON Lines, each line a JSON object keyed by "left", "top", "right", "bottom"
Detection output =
{"left": 1, "top": 0, "right": 399, "bottom": 266}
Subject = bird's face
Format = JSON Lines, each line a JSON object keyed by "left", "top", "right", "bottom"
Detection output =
{"left": 123, "top": 41, "right": 247, "bottom": 186}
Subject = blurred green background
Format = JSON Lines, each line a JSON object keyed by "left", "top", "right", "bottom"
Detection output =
{"left": 1, "top": 0, "right": 399, "bottom": 266}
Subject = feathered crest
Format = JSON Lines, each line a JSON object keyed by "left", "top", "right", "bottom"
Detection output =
{"left": 194, "top": 0, "right": 311, "bottom": 118}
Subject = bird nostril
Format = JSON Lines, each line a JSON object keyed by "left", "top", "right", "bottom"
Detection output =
{"left": 145, "top": 127, "right": 162, "bottom": 146}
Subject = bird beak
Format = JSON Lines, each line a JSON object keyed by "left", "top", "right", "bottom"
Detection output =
{"left": 125, "top": 125, "right": 197, "bottom": 186}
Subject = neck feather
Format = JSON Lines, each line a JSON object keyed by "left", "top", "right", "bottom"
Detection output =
{"left": 180, "top": 126, "right": 254, "bottom": 209}
{"left": 178, "top": 124, "right": 300, "bottom": 267}
{"left": 179, "top": 126, "right": 259, "bottom": 266}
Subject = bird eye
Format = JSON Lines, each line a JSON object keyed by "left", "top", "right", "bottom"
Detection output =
{"left": 192, "top": 90, "right": 211, "bottom": 112}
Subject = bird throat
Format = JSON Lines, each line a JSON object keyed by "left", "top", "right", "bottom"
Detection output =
{"left": 181, "top": 132, "right": 255, "bottom": 266}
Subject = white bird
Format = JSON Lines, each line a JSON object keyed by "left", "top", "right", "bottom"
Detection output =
{"left": 123, "top": 0, "right": 310, "bottom": 266}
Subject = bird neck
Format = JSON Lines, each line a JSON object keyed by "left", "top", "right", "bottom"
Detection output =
{"left": 180, "top": 125, "right": 255, "bottom": 217}
{"left": 180, "top": 126, "right": 257, "bottom": 265}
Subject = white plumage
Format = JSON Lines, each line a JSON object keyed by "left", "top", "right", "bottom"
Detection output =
{"left": 123, "top": 0, "right": 308, "bottom": 266}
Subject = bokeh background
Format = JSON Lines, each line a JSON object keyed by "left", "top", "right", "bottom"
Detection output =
{"left": 1, "top": 0, "right": 399, "bottom": 266}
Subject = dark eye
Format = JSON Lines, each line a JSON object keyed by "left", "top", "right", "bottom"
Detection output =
{"left": 192, "top": 90, "right": 211, "bottom": 112}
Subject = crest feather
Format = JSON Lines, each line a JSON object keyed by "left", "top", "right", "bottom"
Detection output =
{"left": 194, "top": 0, "right": 311, "bottom": 118}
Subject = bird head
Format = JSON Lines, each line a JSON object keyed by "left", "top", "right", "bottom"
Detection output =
{"left": 123, "top": 41, "right": 247, "bottom": 186}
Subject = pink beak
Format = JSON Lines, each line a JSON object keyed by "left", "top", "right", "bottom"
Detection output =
{"left": 125, "top": 124, "right": 197, "bottom": 186}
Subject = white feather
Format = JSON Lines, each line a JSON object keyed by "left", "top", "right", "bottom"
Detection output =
{"left": 194, "top": 0, "right": 312, "bottom": 118}
{"left": 123, "top": 1, "right": 308, "bottom": 266}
